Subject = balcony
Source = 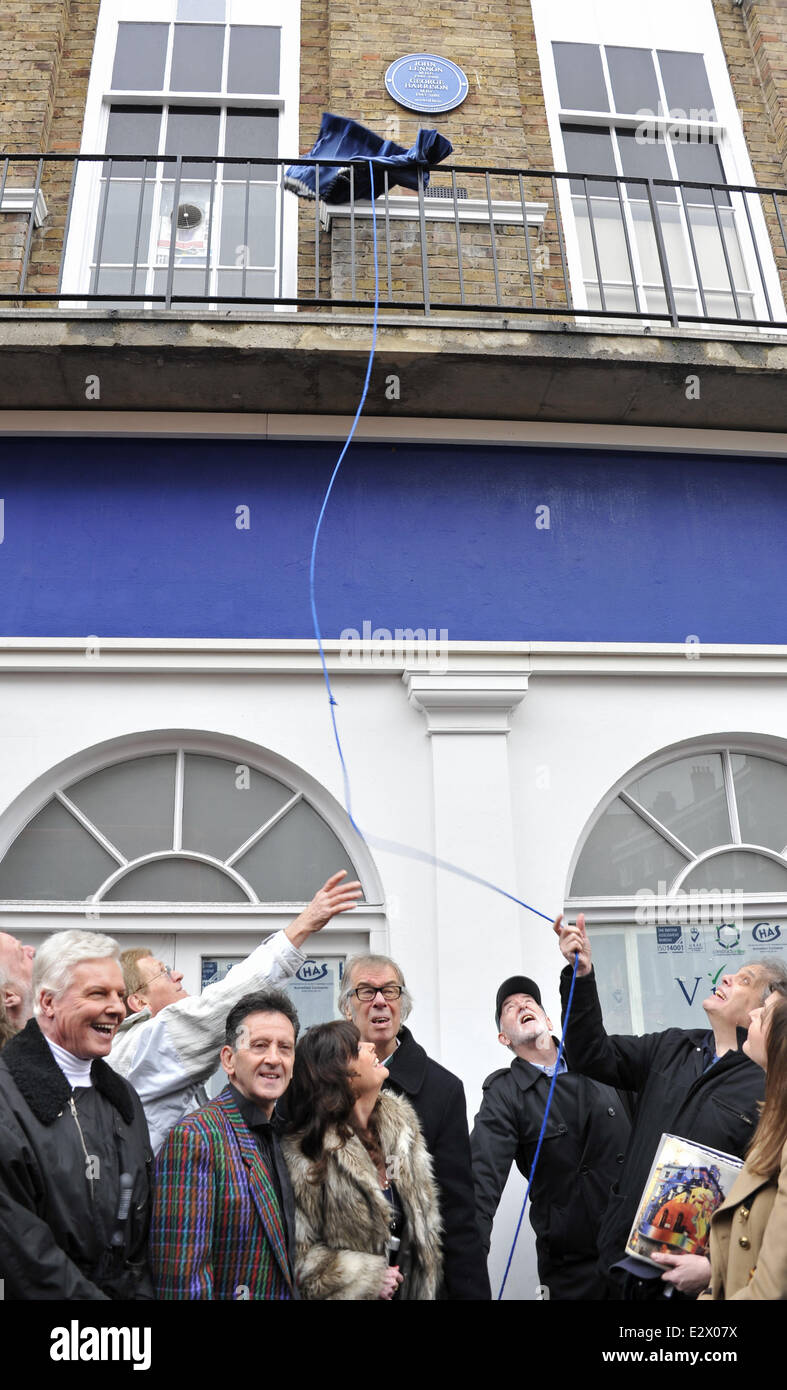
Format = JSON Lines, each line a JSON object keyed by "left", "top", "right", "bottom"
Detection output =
{"left": 0, "top": 154, "right": 786, "bottom": 332}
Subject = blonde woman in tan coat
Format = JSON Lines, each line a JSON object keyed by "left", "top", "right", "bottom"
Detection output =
{"left": 654, "top": 983, "right": 787, "bottom": 1299}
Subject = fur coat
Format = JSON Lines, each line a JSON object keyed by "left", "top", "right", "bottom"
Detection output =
{"left": 282, "top": 1089, "right": 442, "bottom": 1300}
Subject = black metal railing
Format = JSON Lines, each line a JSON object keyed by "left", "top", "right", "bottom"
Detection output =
{"left": 1, "top": 152, "right": 786, "bottom": 330}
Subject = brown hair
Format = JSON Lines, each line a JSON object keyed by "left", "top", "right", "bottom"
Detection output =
{"left": 120, "top": 948, "right": 154, "bottom": 1007}
{"left": 747, "top": 987, "right": 787, "bottom": 1178}
{"left": 287, "top": 1019, "right": 381, "bottom": 1183}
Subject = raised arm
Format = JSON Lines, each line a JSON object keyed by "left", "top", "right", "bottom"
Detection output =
{"left": 554, "top": 912, "right": 662, "bottom": 1092}
{"left": 113, "top": 871, "right": 363, "bottom": 1096}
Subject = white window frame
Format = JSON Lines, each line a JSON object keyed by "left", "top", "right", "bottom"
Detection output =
{"left": 531, "top": 0, "right": 786, "bottom": 330}
{"left": 61, "top": 0, "right": 301, "bottom": 307}
{"left": 0, "top": 730, "right": 383, "bottom": 918}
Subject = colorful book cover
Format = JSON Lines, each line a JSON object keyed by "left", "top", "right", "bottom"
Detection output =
{"left": 625, "top": 1132, "right": 743, "bottom": 1268}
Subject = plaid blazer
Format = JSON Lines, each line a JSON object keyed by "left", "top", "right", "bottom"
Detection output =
{"left": 151, "top": 1087, "right": 295, "bottom": 1300}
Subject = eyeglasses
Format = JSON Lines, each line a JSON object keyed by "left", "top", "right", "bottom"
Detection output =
{"left": 352, "top": 984, "right": 404, "bottom": 1002}
{"left": 140, "top": 965, "right": 177, "bottom": 990}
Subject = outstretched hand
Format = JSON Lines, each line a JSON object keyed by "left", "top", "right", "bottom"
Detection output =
{"left": 553, "top": 912, "right": 592, "bottom": 977}
{"left": 285, "top": 870, "right": 364, "bottom": 949}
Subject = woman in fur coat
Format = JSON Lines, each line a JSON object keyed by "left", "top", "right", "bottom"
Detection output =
{"left": 283, "top": 1019, "right": 442, "bottom": 1300}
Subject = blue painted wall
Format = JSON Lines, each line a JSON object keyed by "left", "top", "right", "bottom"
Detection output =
{"left": 0, "top": 438, "right": 784, "bottom": 642}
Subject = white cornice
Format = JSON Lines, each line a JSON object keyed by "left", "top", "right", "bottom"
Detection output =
{"left": 404, "top": 672, "right": 529, "bottom": 733}
{"left": 0, "top": 639, "right": 785, "bottom": 677}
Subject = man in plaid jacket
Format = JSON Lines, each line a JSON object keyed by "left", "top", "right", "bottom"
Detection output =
{"left": 151, "top": 988, "right": 300, "bottom": 1300}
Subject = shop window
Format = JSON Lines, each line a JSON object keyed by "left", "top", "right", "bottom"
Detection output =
{"left": 566, "top": 744, "right": 787, "bottom": 1032}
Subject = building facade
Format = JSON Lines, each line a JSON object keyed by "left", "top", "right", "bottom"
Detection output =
{"left": 1, "top": 0, "right": 787, "bottom": 1298}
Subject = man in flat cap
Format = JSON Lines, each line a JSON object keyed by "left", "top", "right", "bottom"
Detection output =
{"left": 470, "top": 974, "right": 630, "bottom": 1299}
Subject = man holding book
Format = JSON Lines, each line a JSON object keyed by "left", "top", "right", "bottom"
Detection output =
{"left": 555, "top": 913, "right": 785, "bottom": 1299}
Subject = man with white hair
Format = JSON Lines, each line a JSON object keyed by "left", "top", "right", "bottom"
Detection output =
{"left": 0, "top": 930, "right": 35, "bottom": 1034}
{"left": 0, "top": 929, "right": 154, "bottom": 1299}
{"left": 111, "top": 869, "right": 362, "bottom": 1153}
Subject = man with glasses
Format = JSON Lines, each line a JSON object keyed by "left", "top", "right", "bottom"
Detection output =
{"left": 340, "top": 953, "right": 491, "bottom": 1300}
{"left": 110, "top": 871, "right": 362, "bottom": 1153}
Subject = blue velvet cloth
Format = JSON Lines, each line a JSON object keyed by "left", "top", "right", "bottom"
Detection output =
{"left": 285, "top": 112, "right": 453, "bottom": 203}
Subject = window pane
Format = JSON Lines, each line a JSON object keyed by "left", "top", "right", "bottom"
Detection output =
{"left": 227, "top": 25, "right": 280, "bottom": 93}
{"left": 562, "top": 125, "right": 617, "bottom": 197}
{"left": 672, "top": 135, "right": 729, "bottom": 205}
{"left": 225, "top": 109, "right": 278, "bottom": 176}
{"left": 111, "top": 23, "right": 168, "bottom": 90}
{"left": 171, "top": 23, "right": 224, "bottom": 91}
{"left": 182, "top": 754, "right": 294, "bottom": 858}
{"left": 605, "top": 46, "right": 660, "bottom": 117}
{"left": 217, "top": 268, "right": 275, "bottom": 300}
{"left": 164, "top": 106, "right": 220, "bottom": 180}
{"left": 683, "top": 850, "right": 787, "bottom": 893}
{"left": 219, "top": 183, "right": 276, "bottom": 263}
{"left": 592, "top": 928, "right": 633, "bottom": 1032}
{"left": 92, "top": 178, "right": 154, "bottom": 267}
{"left": 658, "top": 51, "right": 715, "bottom": 121}
{"left": 0, "top": 799, "right": 118, "bottom": 900}
{"left": 178, "top": 0, "right": 226, "bottom": 18}
{"left": 732, "top": 754, "right": 787, "bottom": 853}
{"left": 570, "top": 797, "right": 688, "bottom": 896}
{"left": 627, "top": 754, "right": 729, "bottom": 854}
{"left": 106, "top": 106, "right": 162, "bottom": 177}
{"left": 152, "top": 266, "right": 211, "bottom": 307}
{"left": 90, "top": 266, "right": 137, "bottom": 303}
{"left": 68, "top": 754, "right": 176, "bottom": 860}
{"left": 617, "top": 128, "right": 676, "bottom": 201}
{"left": 234, "top": 799, "right": 357, "bottom": 900}
{"left": 553, "top": 42, "right": 608, "bottom": 111}
{"left": 686, "top": 204, "right": 750, "bottom": 302}
{"left": 572, "top": 196, "right": 638, "bottom": 308}
{"left": 103, "top": 858, "right": 248, "bottom": 902}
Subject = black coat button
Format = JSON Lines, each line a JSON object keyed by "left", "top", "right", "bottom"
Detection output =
{"left": 579, "top": 1165, "right": 589, "bottom": 1176}
{"left": 616, "top": 1153, "right": 625, "bottom": 1163}
{"left": 607, "top": 1107, "right": 616, "bottom": 1116}
{"left": 557, "top": 1124, "right": 567, "bottom": 1135}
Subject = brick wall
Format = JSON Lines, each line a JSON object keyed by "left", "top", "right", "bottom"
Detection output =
{"left": 1, "top": 0, "right": 785, "bottom": 318}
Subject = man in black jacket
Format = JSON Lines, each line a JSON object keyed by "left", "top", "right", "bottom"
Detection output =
{"left": 341, "top": 953, "right": 490, "bottom": 1300}
{"left": 471, "top": 974, "right": 630, "bottom": 1299}
{"left": 0, "top": 929, "right": 154, "bottom": 1299}
{"left": 555, "top": 913, "right": 783, "bottom": 1299}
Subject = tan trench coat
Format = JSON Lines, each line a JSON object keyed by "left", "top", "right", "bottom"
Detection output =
{"left": 700, "top": 1138, "right": 787, "bottom": 1300}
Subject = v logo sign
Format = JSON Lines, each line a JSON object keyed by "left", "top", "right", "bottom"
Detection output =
{"left": 676, "top": 977, "right": 702, "bottom": 1006}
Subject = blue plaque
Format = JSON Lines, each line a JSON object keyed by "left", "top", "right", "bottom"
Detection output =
{"left": 385, "top": 53, "right": 469, "bottom": 115}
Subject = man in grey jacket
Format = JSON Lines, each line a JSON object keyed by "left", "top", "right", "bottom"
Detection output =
{"left": 110, "top": 870, "right": 361, "bottom": 1153}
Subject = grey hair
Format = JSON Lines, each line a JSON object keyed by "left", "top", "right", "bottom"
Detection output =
{"left": 32, "top": 930, "right": 121, "bottom": 1015}
{"left": 339, "top": 953, "right": 413, "bottom": 1023}
{"left": 758, "top": 958, "right": 787, "bottom": 1000}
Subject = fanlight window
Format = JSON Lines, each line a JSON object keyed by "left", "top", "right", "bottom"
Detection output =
{"left": 0, "top": 751, "right": 358, "bottom": 903}
{"left": 570, "top": 749, "right": 787, "bottom": 899}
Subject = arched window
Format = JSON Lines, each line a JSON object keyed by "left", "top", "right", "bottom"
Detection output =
{"left": 566, "top": 744, "right": 787, "bottom": 1033}
{"left": 0, "top": 743, "right": 364, "bottom": 907}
